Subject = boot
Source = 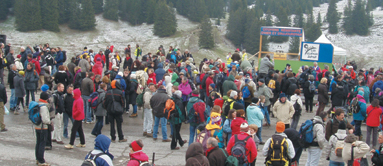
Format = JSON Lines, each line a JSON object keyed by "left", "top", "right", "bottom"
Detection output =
{"left": 129, "top": 113, "right": 137, "bottom": 118}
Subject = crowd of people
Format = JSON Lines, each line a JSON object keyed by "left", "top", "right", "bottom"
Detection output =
{"left": 1, "top": 42, "right": 383, "bottom": 166}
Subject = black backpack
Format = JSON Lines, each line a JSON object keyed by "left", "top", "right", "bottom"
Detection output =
{"left": 201, "top": 74, "right": 209, "bottom": 89}
{"left": 81, "top": 151, "right": 106, "bottom": 166}
{"left": 293, "top": 100, "right": 302, "bottom": 117}
{"left": 265, "top": 135, "right": 289, "bottom": 166}
{"left": 350, "top": 97, "right": 361, "bottom": 114}
{"left": 62, "top": 51, "right": 67, "bottom": 62}
{"left": 288, "top": 79, "right": 298, "bottom": 95}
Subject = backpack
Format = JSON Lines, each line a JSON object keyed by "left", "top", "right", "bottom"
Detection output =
{"left": 136, "top": 89, "right": 146, "bottom": 107}
{"left": 293, "top": 100, "right": 302, "bottom": 117}
{"left": 334, "top": 135, "right": 345, "bottom": 157}
{"left": 164, "top": 99, "right": 176, "bottom": 119}
{"left": 131, "top": 159, "right": 151, "bottom": 166}
{"left": 81, "top": 151, "right": 106, "bottom": 166}
{"left": 28, "top": 101, "right": 45, "bottom": 125}
{"left": 298, "top": 119, "right": 321, "bottom": 148}
{"left": 62, "top": 50, "right": 67, "bottom": 62}
{"left": 196, "top": 129, "right": 212, "bottom": 152}
{"left": 214, "top": 72, "right": 225, "bottom": 85}
{"left": 188, "top": 101, "right": 206, "bottom": 124}
{"left": 220, "top": 148, "right": 239, "bottom": 166}
{"left": 350, "top": 97, "right": 361, "bottom": 114}
{"left": 136, "top": 72, "right": 146, "bottom": 89}
{"left": 309, "top": 81, "right": 316, "bottom": 93}
{"left": 88, "top": 92, "right": 100, "bottom": 110}
{"left": 268, "top": 79, "right": 276, "bottom": 90}
{"left": 45, "top": 54, "right": 54, "bottom": 66}
{"left": 288, "top": 79, "right": 298, "bottom": 95}
{"left": 231, "top": 135, "right": 251, "bottom": 165}
{"left": 136, "top": 84, "right": 144, "bottom": 95}
{"left": 317, "top": 72, "right": 323, "bottom": 81}
{"left": 265, "top": 135, "right": 289, "bottom": 166}
{"left": 201, "top": 74, "right": 209, "bottom": 89}
{"left": 195, "top": 74, "right": 201, "bottom": 85}
{"left": 242, "top": 86, "right": 251, "bottom": 99}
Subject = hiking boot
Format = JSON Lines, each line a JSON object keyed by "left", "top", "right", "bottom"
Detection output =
{"left": 162, "top": 139, "right": 171, "bottom": 142}
{"left": 14, "top": 111, "right": 19, "bottom": 115}
{"left": 129, "top": 113, "right": 137, "bottom": 118}
{"left": 260, "top": 142, "right": 265, "bottom": 145}
{"left": 171, "top": 147, "right": 180, "bottom": 150}
{"left": 1, "top": 128, "right": 8, "bottom": 132}
{"left": 38, "top": 163, "right": 50, "bottom": 166}
{"left": 111, "top": 140, "right": 116, "bottom": 143}
{"left": 52, "top": 139, "right": 57, "bottom": 142}
{"left": 146, "top": 133, "right": 153, "bottom": 137}
{"left": 76, "top": 144, "right": 86, "bottom": 148}
{"left": 56, "top": 141, "right": 64, "bottom": 145}
{"left": 44, "top": 146, "right": 52, "bottom": 150}
{"left": 119, "top": 139, "right": 127, "bottom": 142}
{"left": 64, "top": 144, "right": 73, "bottom": 149}
{"left": 143, "top": 132, "right": 147, "bottom": 136}
{"left": 181, "top": 140, "right": 188, "bottom": 147}
{"left": 153, "top": 138, "right": 157, "bottom": 141}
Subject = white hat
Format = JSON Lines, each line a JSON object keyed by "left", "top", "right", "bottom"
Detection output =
{"left": 174, "top": 90, "right": 182, "bottom": 98}
{"left": 230, "top": 91, "right": 238, "bottom": 98}
{"left": 118, "top": 72, "right": 123, "bottom": 77}
{"left": 130, "top": 74, "right": 136, "bottom": 79}
{"left": 112, "top": 65, "right": 119, "bottom": 69}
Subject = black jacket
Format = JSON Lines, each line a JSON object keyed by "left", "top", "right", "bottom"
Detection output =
{"left": 64, "top": 93, "right": 74, "bottom": 117}
{"left": 129, "top": 80, "right": 138, "bottom": 105}
{"left": 123, "top": 57, "right": 133, "bottom": 71}
{"left": 303, "top": 80, "right": 315, "bottom": 98}
{"left": 54, "top": 91, "right": 65, "bottom": 114}
{"left": 0, "top": 83, "right": 7, "bottom": 104}
{"left": 318, "top": 83, "right": 329, "bottom": 104}
{"left": 8, "top": 69, "right": 17, "bottom": 89}
{"left": 331, "top": 80, "right": 346, "bottom": 106}
{"left": 172, "top": 94, "right": 186, "bottom": 118}
{"left": 54, "top": 71, "right": 69, "bottom": 87}
{"left": 372, "top": 145, "right": 383, "bottom": 165}
{"left": 150, "top": 89, "right": 170, "bottom": 117}
{"left": 103, "top": 82, "right": 125, "bottom": 115}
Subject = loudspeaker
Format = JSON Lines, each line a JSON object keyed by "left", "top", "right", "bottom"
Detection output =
{"left": 0, "top": 35, "right": 6, "bottom": 45}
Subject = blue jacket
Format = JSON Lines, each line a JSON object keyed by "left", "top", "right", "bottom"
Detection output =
{"left": 373, "top": 80, "right": 383, "bottom": 96}
{"left": 223, "top": 119, "right": 232, "bottom": 141}
{"left": 246, "top": 104, "right": 264, "bottom": 128}
{"left": 352, "top": 100, "right": 367, "bottom": 121}
{"left": 354, "top": 85, "right": 370, "bottom": 103}
{"left": 55, "top": 51, "right": 64, "bottom": 67}
{"left": 85, "top": 134, "right": 114, "bottom": 166}
{"left": 155, "top": 63, "right": 166, "bottom": 83}
{"left": 114, "top": 75, "right": 126, "bottom": 91}
{"left": 329, "top": 78, "right": 336, "bottom": 92}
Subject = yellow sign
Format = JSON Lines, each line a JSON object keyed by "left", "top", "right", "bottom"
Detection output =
{"left": 274, "top": 53, "right": 287, "bottom": 60}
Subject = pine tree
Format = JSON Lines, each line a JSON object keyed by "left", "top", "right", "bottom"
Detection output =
{"left": 226, "top": 8, "right": 246, "bottom": 46}
{"left": 153, "top": 0, "right": 177, "bottom": 37}
{"left": 119, "top": 0, "right": 128, "bottom": 21}
{"left": 176, "top": 0, "right": 188, "bottom": 16}
{"left": 0, "top": 0, "right": 9, "bottom": 20}
{"left": 342, "top": 0, "right": 353, "bottom": 35}
{"left": 199, "top": 16, "right": 215, "bottom": 49}
{"left": 146, "top": 0, "right": 156, "bottom": 24}
{"left": 265, "top": 10, "right": 273, "bottom": 26}
{"left": 317, "top": 12, "right": 322, "bottom": 26}
{"left": 289, "top": 7, "right": 304, "bottom": 53}
{"left": 103, "top": 0, "right": 119, "bottom": 21}
{"left": 69, "top": 0, "right": 81, "bottom": 29}
{"left": 126, "top": 0, "right": 142, "bottom": 25}
{"left": 270, "top": 6, "right": 289, "bottom": 43}
{"left": 58, "top": 0, "right": 71, "bottom": 24}
{"left": 327, "top": 0, "right": 339, "bottom": 34}
{"left": 188, "top": 0, "right": 207, "bottom": 22}
{"left": 305, "top": 11, "right": 322, "bottom": 42}
{"left": 41, "top": 0, "right": 60, "bottom": 32}
{"left": 352, "top": 0, "right": 369, "bottom": 35}
{"left": 206, "top": 0, "right": 225, "bottom": 18}
{"left": 70, "top": 0, "right": 96, "bottom": 31}
{"left": 15, "top": 0, "right": 42, "bottom": 31}
{"left": 92, "top": 0, "right": 103, "bottom": 14}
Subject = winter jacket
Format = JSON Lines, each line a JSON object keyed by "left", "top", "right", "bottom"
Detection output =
{"left": 222, "top": 75, "right": 238, "bottom": 96}
{"left": 93, "top": 61, "right": 103, "bottom": 77}
{"left": 54, "top": 71, "right": 69, "bottom": 87}
{"left": 223, "top": 118, "right": 233, "bottom": 141}
{"left": 34, "top": 100, "right": 51, "bottom": 129}
{"left": 318, "top": 83, "right": 329, "bottom": 104}
{"left": 372, "top": 144, "right": 383, "bottom": 165}
{"left": 14, "top": 73, "right": 26, "bottom": 98}
{"left": 290, "top": 94, "right": 303, "bottom": 114}
{"left": 143, "top": 88, "right": 153, "bottom": 109}
{"left": 24, "top": 67, "right": 39, "bottom": 90}
{"left": 53, "top": 91, "right": 65, "bottom": 114}
{"left": 342, "top": 136, "right": 370, "bottom": 164}
{"left": 351, "top": 96, "right": 367, "bottom": 121}
{"left": 257, "top": 84, "right": 272, "bottom": 106}
{"left": 72, "top": 89, "right": 85, "bottom": 121}
{"left": 310, "top": 116, "right": 327, "bottom": 149}
{"left": 324, "top": 129, "right": 347, "bottom": 162}
{"left": 228, "top": 132, "right": 257, "bottom": 163}
{"left": 15, "top": 59, "right": 24, "bottom": 71}
{"left": 325, "top": 118, "right": 354, "bottom": 141}
{"left": 259, "top": 57, "right": 274, "bottom": 74}
{"left": 283, "top": 128, "right": 300, "bottom": 151}
{"left": 273, "top": 100, "right": 295, "bottom": 124}
{"left": 64, "top": 93, "right": 74, "bottom": 117}
{"left": 0, "top": 84, "right": 6, "bottom": 104}
{"left": 283, "top": 77, "right": 299, "bottom": 96}
{"left": 373, "top": 80, "right": 383, "bottom": 96}
{"left": 8, "top": 69, "right": 16, "bottom": 89}
{"left": 150, "top": 89, "right": 169, "bottom": 118}
{"left": 303, "top": 80, "right": 315, "bottom": 98}
{"left": 262, "top": 132, "right": 295, "bottom": 160}
{"left": 246, "top": 104, "right": 264, "bottom": 128}
{"left": 168, "top": 94, "right": 185, "bottom": 125}
{"left": 178, "top": 80, "right": 192, "bottom": 102}
{"left": 67, "top": 62, "right": 76, "bottom": 76}
{"left": 366, "top": 105, "right": 382, "bottom": 127}
{"left": 205, "top": 76, "right": 214, "bottom": 97}
{"left": 206, "top": 147, "right": 227, "bottom": 166}
{"left": 81, "top": 77, "right": 94, "bottom": 96}
{"left": 85, "top": 135, "right": 114, "bottom": 166}
{"left": 103, "top": 81, "right": 125, "bottom": 115}
{"left": 240, "top": 59, "right": 252, "bottom": 71}
{"left": 164, "top": 76, "right": 173, "bottom": 97}
{"left": 241, "top": 84, "right": 255, "bottom": 103}
{"left": 187, "top": 97, "right": 204, "bottom": 127}
{"left": 78, "top": 59, "right": 90, "bottom": 72}
{"left": 95, "top": 89, "right": 107, "bottom": 117}
{"left": 123, "top": 56, "right": 133, "bottom": 71}
{"left": 154, "top": 63, "right": 165, "bottom": 83}
{"left": 230, "top": 117, "right": 247, "bottom": 135}
{"left": 25, "top": 59, "right": 41, "bottom": 75}
{"left": 147, "top": 73, "right": 156, "bottom": 85}
{"left": 127, "top": 151, "right": 149, "bottom": 166}
{"left": 55, "top": 51, "right": 64, "bottom": 67}
{"left": 128, "top": 80, "right": 138, "bottom": 105}
{"left": 354, "top": 85, "right": 370, "bottom": 103}
{"left": 114, "top": 75, "right": 126, "bottom": 91}
{"left": 185, "top": 142, "right": 210, "bottom": 166}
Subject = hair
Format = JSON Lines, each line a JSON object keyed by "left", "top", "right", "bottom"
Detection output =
{"left": 236, "top": 109, "right": 245, "bottom": 117}
{"left": 337, "top": 75, "right": 342, "bottom": 80}
{"left": 259, "top": 95, "right": 265, "bottom": 101}
{"left": 320, "top": 78, "right": 327, "bottom": 84}
{"left": 235, "top": 75, "right": 241, "bottom": 80}
{"left": 57, "top": 83, "right": 64, "bottom": 88}
{"left": 324, "top": 65, "right": 329, "bottom": 70}
{"left": 227, "top": 90, "right": 232, "bottom": 97}
{"left": 371, "top": 99, "right": 380, "bottom": 107}
{"left": 27, "top": 54, "right": 32, "bottom": 58}
{"left": 319, "top": 112, "right": 327, "bottom": 120}
{"left": 287, "top": 72, "right": 294, "bottom": 78}
{"left": 335, "top": 108, "right": 345, "bottom": 116}
{"left": 308, "top": 75, "right": 314, "bottom": 80}
{"left": 124, "top": 68, "right": 130, "bottom": 72}
{"left": 159, "top": 85, "right": 165, "bottom": 89}
{"left": 10, "top": 64, "right": 15, "bottom": 69}
{"left": 227, "top": 109, "right": 236, "bottom": 120}
{"left": 102, "top": 76, "right": 110, "bottom": 84}
{"left": 88, "top": 72, "right": 94, "bottom": 78}
{"left": 249, "top": 124, "right": 258, "bottom": 132}
{"left": 211, "top": 106, "right": 221, "bottom": 113}
{"left": 172, "top": 86, "right": 178, "bottom": 90}
{"left": 58, "top": 65, "right": 65, "bottom": 71}
{"left": 207, "top": 137, "right": 219, "bottom": 147}
{"left": 129, "top": 139, "right": 144, "bottom": 149}
{"left": 100, "top": 83, "right": 107, "bottom": 89}
{"left": 27, "top": 62, "right": 34, "bottom": 68}
{"left": 74, "top": 66, "right": 81, "bottom": 73}
{"left": 95, "top": 74, "right": 101, "bottom": 80}
{"left": 67, "top": 85, "right": 74, "bottom": 89}
{"left": 294, "top": 89, "right": 301, "bottom": 95}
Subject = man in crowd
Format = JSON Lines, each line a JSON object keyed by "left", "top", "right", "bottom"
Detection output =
{"left": 8, "top": 64, "right": 17, "bottom": 111}
{"left": 325, "top": 108, "right": 354, "bottom": 141}
{"left": 150, "top": 85, "right": 171, "bottom": 142}
{"left": 81, "top": 72, "right": 94, "bottom": 123}
{"left": 259, "top": 54, "right": 274, "bottom": 80}
{"left": 0, "top": 80, "right": 7, "bottom": 132}
{"left": 52, "top": 83, "right": 65, "bottom": 145}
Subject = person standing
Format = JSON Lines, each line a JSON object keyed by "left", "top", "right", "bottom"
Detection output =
{"left": 351, "top": 91, "right": 367, "bottom": 140}
{"left": 371, "top": 133, "right": 383, "bottom": 165}
{"left": 143, "top": 83, "right": 155, "bottom": 137}
{"left": 84, "top": 134, "right": 114, "bottom": 166}
{"left": 51, "top": 83, "right": 65, "bottom": 145}
{"left": 303, "top": 75, "right": 315, "bottom": 113}
{"left": 205, "top": 137, "right": 227, "bottom": 166}
{"left": 134, "top": 44, "right": 142, "bottom": 60}
{"left": 7, "top": 64, "right": 17, "bottom": 112}
{"left": 25, "top": 63, "right": 39, "bottom": 107}
{"left": 305, "top": 112, "right": 327, "bottom": 166}
{"left": 169, "top": 90, "right": 187, "bottom": 150}
{"left": 0, "top": 81, "right": 7, "bottom": 132}
{"left": 63, "top": 85, "right": 75, "bottom": 139}
{"left": 290, "top": 89, "right": 303, "bottom": 130}
{"left": 81, "top": 72, "right": 95, "bottom": 123}
{"left": 257, "top": 79, "right": 273, "bottom": 126}
{"left": 324, "top": 121, "right": 347, "bottom": 166}
{"left": 34, "top": 92, "right": 51, "bottom": 166}
{"left": 91, "top": 83, "right": 107, "bottom": 136}
{"left": 103, "top": 80, "right": 127, "bottom": 142}
{"left": 227, "top": 123, "right": 257, "bottom": 165}
{"left": 366, "top": 99, "right": 382, "bottom": 149}
{"left": 273, "top": 93, "right": 295, "bottom": 129}
{"left": 150, "top": 86, "right": 171, "bottom": 142}
{"left": 65, "top": 89, "right": 86, "bottom": 149}
{"left": 317, "top": 78, "right": 329, "bottom": 115}
{"left": 246, "top": 97, "right": 264, "bottom": 144}
{"left": 14, "top": 71, "right": 26, "bottom": 114}
{"left": 258, "top": 54, "right": 274, "bottom": 80}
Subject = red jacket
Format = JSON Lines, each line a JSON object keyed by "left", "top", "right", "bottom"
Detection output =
{"left": 30, "top": 59, "right": 41, "bottom": 75}
{"left": 199, "top": 73, "right": 206, "bottom": 89}
{"left": 94, "top": 53, "right": 106, "bottom": 64}
{"left": 205, "top": 76, "right": 214, "bottom": 96}
{"left": 350, "top": 70, "right": 356, "bottom": 80}
{"left": 227, "top": 132, "right": 257, "bottom": 163}
{"left": 72, "top": 89, "right": 85, "bottom": 121}
{"left": 366, "top": 105, "right": 382, "bottom": 127}
{"left": 322, "top": 69, "right": 328, "bottom": 77}
{"left": 147, "top": 73, "right": 156, "bottom": 85}
{"left": 231, "top": 117, "right": 247, "bottom": 135}
{"left": 93, "top": 61, "right": 103, "bottom": 77}
{"left": 127, "top": 151, "right": 149, "bottom": 166}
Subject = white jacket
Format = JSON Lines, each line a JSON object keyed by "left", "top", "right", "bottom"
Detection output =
{"left": 143, "top": 88, "right": 153, "bottom": 109}
{"left": 165, "top": 76, "right": 172, "bottom": 97}
{"left": 324, "top": 129, "right": 347, "bottom": 162}
{"left": 273, "top": 100, "right": 295, "bottom": 124}
{"left": 312, "top": 116, "right": 327, "bottom": 149}
{"left": 290, "top": 94, "right": 303, "bottom": 109}
{"left": 15, "top": 59, "right": 24, "bottom": 71}
{"left": 342, "top": 139, "right": 370, "bottom": 164}
{"left": 262, "top": 133, "right": 295, "bottom": 159}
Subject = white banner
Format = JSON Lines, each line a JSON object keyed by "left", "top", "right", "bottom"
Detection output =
{"left": 301, "top": 43, "right": 320, "bottom": 61}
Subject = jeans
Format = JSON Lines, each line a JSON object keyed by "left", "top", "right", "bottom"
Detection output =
{"left": 109, "top": 114, "right": 124, "bottom": 140}
{"left": 25, "top": 90, "right": 35, "bottom": 106}
{"left": 63, "top": 112, "right": 75, "bottom": 138}
{"left": 305, "top": 96, "right": 314, "bottom": 112}
{"left": 189, "top": 125, "right": 197, "bottom": 145}
{"left": 82, "top": 95, "right": 92, "bottom": 122}
{"left": 305, "top": 147, "right": 322, "bottom": 166}
{"left": 132, "top": 104, "right": 137, "bottom": 114}
{"left": 329, "top": 160, "right": 345, "bottom": 166}
{"left": 143, "top": 108, "right": 153, "bottom": 133}
{"left": 10, "top": 89, "right": 16, "bottom": 109}
{"left": 153, "top": 116, "right": 168, "bottom": 140}
{"left": 292, "top": 147, "right": 302, "bottom": 163}
{"left": 291, "top": 115, "right": 300, "bottom": 130}
{"left": 52, "top": 113, "right": 63, "bottom": 142}
{"left": 256, "top": 126, "right": 262, "bottom": 142}
{"left": 171, "top": 123, "right": 185, "bottom": 149}
{"left": 91, "top": 116, "right": 104, "bottom": 136}
{"left": 366, "top": 126, "right": 378, "bottom": 148}
{"left": 354, "top": 120, "right": 362, "bottom": 136}
{"left": 35, "top": 129, "right": 47, "bottom": 164}
{"left": 261, "top": 106, "right": 270, "bottom": 124}
{"left": 51, "top": 66, "right": 57, "bottom": 76}
{"left": 69, "top": 120, "right": 85, "bottom": 145}
{"left": 170, "top": 123, "right": 174, "bottom": 136}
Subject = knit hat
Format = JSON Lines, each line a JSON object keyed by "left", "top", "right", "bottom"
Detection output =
{"left": 276, "top": 121, "right": 285, "bottom": 133}
{"left": 230, "top": 91, "right": 238, "bottom": 98}
{"left": 245, "top": 79, "right": 250, "bottom": 84}
{"left": 118, "top": 72, "right": 123, "bottom": 77}
{"left": 338, "top": 121, "right": 346, "bottom": 130}
{"left": 214, "top": 98, "right": 224, "bottom": 108}
{"left": 18, "top": 71, "right": 25, "bottom": 76}
{"left": 279, "top": 93, "right": 286, "bottom": 99}
{"left": 209, "top": 83, "right": 216, "bottom": 89}
{"left": 129, "top": 140, "right": 143, "bottom": 152}
{"left": 96, "top": 57, "right": 101, "bottom": 62}
{"left": 41, "top": 84, "right": 49, "bottom": 92}
{"left": 40, "top": 92, "right": 49, "bottom": 101}
{"left": 252, "top": 97, "right": 259, "bottom": 104}
{"left": 240, "top": 123, "right": 249, "bottom": 132}
{"left": 174, "top": 90, "right": 182, "bottom": 98}
{"left": 192, "top": 90, "right": 199, "bottom": 97}
{"left": 358, "top": 91, "right": 364, "bottom": 97}
{"left": 17, "top": 54, "right": 21, "bottom": 59}
{"left": 130, "top": 74, "right": 136, "bottom": 79}
{"left": 233, "top": 102, "right": 245, "bottom": 110}
{"left": 258, "top": 79, "right": 265, "bottom": 83}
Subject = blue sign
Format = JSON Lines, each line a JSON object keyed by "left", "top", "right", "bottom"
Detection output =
{"left": 260, "top": 26, "right": 303, "bottom": 37}
{"left": 300, "top": 42, "right": 334, "bottom": 63}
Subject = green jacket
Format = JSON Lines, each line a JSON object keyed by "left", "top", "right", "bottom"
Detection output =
{"left": 222, "top": 75, "right": 238, "bottom": 96}
{"left": 187, "top": 97, "right": 203, "bottom": 127}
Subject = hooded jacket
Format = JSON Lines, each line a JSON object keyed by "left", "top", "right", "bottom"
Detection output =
{"left": 185, "top": 142, "right": 210, "bottom": 166}
{"left": 127, "top": 151, "right": 149, "bottom": 166}
{"left": 179, "top": 79, "right": 192, "bottom": 102}
{"left": 342, "top": 135, "right": 370, "bottom": 164}
{"left": 164, "top": 76, "right": 173, "bottom": 97}
{"left": 24, "top": 66, "right": 39, "bottom": 90}
{"left": 154, "top": 63, "right": 166, "bottom": 83}
{"left": 205, "top": 76, "right": 214, "bottom": 96}
{"left": 228, "top": 132, "right": 257, "bottom": 163}
{"left": 147, "top": 72, "right": 156, "bottom": 85}
{"left": 206, "top": 147, "right": 227, "bottom": 166}
{"left": 257, "top": 84, "right": 272, "bottom": 106}
{"left": 311, "top": 116, "right": 327, "bottom": 149}
{"left": 103, "top": 81, "right": 125, "bottom": 115}
{"left": 246, "top": 104, "right": 264, "bottom": 128}
{"left": 187, "top": 97, "right": 204, "bottom": 127}
{"left": 230, "top": 117, "right": 247, "bottom": 135}
{"left": 324, "top": 129, "right": 347, "bottom": 162}
{"left": 366, "top": 105, "right": 383, "bottom": 127}
{"left": 72, "top": 89, "right": 85, "bottom": 121}
{"left": 259, "top": 57, "right": 274, "bottom": 74}
{"left": 171, "top": 73, "right": 179, "bottom": 86}
{"left": 95, "top": 89, "right": 107, "bottom": 117}
{"left": 150, "top": 89, "right": 169, "bottom": 117}
{"left": 143, "top": 87, "right": 153, "bottom": 109}
{"left": 93, "top": 60, "right": 103, "bottom": 77}
{"left": 14, "top": 73, "right": 26, "bottom": 98}
{"left": 273, "top": 100, "right": 295, "bottom": 124}
{"left": 222, "top": 75, "right": 237, "bottom": 96}
{"left": 351, "top": 95, "right": 367, "bottom": 121}
{"left": 85, "top": 135, "right": 114, "bottom": 166}
{"left": 34, "top": 100, "right": 51, "bottom": 129}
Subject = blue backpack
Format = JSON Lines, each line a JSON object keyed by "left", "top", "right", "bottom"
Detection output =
{"left": 242, "top": 86, "right": 251, "bottom": 99}
{"left": 298, "top": 119, "right": 321, "bottom": 148}
{"left": 195, "top": 74, "right": 201, "bottom": 85}
{"left": 88, "top": 92, "right": 100, "bottom": 110}
{"left": 28, "top": 101, "right": 45, "bottom": 125}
